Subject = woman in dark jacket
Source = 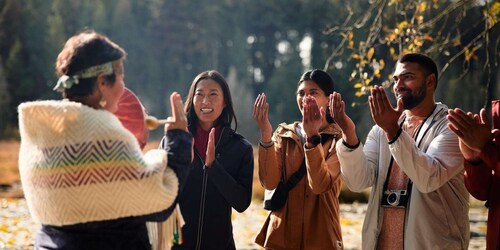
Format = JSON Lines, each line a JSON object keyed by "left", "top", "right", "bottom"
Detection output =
{"left": 160, "top": 70, "right": 254, "bottom": 250}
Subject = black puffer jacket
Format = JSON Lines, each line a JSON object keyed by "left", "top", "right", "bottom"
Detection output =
{"left": 162, "top": 127, "right": 254, "bottom": 250}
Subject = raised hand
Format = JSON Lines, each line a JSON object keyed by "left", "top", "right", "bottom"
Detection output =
{"left": 369, "top": 85, "right": 403, "bottom": 140}
{"left": 329, "top": 92, "right": 358, "bottom": 145}
{"left": 253, "top": 93, "right": 273, "bottom": 143}
{"left": 447, "top": 108, "right": 499, "bottom": 161}
{"left": 205, "top": 128, "right": 216, "bottom": 167}
{"left": 164, "top": 92, "right": 188, "bottom": 132}
{"left": 302, "top": 95, "right": 324, "bottom": 137}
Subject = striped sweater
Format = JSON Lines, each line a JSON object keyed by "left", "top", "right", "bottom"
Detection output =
{"left": 18, "top": 100, "right": 178, "bottom": 226}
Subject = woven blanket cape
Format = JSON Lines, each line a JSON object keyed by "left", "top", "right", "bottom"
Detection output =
{"left": 18, "top": 100, "right": 178, "bottom": 226}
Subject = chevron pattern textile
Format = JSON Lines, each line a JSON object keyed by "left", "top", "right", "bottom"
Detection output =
{"left": 18, "top": 100, "right": 178, "bottom": 226}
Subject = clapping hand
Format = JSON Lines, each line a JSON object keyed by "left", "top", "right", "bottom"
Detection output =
{"left": 205, "top": 128, "right": 216, "bottom": 168}
{"left": 253, "top": 93, "right": 273, "bottom": 144}
{"left": 369, "top": 86, "right": 403, "bottom": 141}
{"left": 329, "top": 92, "right": 358, "bottom": 145}
{"left": 302, "top": 95, "right": 323, "bottom": 138}
{"left": 164, "top": 92, "right": 193, "bottom": 162}
{"left": 447, "top": 108, "right": 500, "bottom": 162}
{"left": 164, "top": 92, "right": 189, "bottom": 132}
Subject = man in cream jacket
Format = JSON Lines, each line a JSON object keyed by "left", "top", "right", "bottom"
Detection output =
{"left": 329, "top": 53, "right": 469, "bottom": 249}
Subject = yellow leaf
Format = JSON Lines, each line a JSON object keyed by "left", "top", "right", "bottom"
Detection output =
{"left": 423, "top": 35, "right": 433, "bottom": 41}
{"left": 390, "top": 47, "right": 395, "bottom": 55}
{"left": 417, "top": 2, "right": 427, "bottom": 13}
{"left": 413, "top": 38, "right": 423, "bottom": 47}
{"left": 364, "top": 79, "right": 371, "bottom": 85}
{"left": 386, "top": 32, "right": 397, "bottom": 42}
{"left": 487, "top": 2, "right": 500, "bottom": 25}
{"left": 352, "top": 53, "right": 361, "bottom": 59}
{"left": 348, "top": 40, "right": 354, "bottom": 49}
{"left": 489, "top": 2, "right": 500, "bottom": 16}
{"left": 379, "top": 59, "right": 385, "bottom": 69}
{"left": 416, "top": 15, "right": 424, "bottom": 23}
{"left": 367, "top": 48, "right": 375, "bottom": 60}
{"left": 348, "top": 32, "right": 353, "bottom": 41}
{"left": 354, "top": 83, "right": 363, "bottom": 89}
{"left": 355, "top": 91, "right": 364, "bottom": 97}
{"left": 465, "top": 47, "right": 479, "bottom": 61}
{"left": 397, "top": 21, "right": 408, "bottom": 31}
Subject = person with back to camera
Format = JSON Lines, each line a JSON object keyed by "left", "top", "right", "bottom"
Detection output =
{"left": 447, "top": 100, "right": 500, "bottom": 250}
{"left": 253, "top": 69, "right": 344, "bottom": 250}
{"left": 160, "top": 70, "right": 254, "bottom": 250}
{"left": 17, "top": 29, "right": 193, "bottom": 250}
{"left": 330, "top": 53, "right": 469, "bottom": 249}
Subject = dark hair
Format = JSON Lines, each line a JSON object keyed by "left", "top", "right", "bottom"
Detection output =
{"left": 185, "top": 70, "right": 237, "bottom": 133}
{"left": 298, "top": 69, "right": 335, "bottom": 123}
{"left": 298, "top": 69, "right": 335, "bottom": 95}
{"left": 398, "top": 53, "right": 438, "bottom": 89}
{"left": 55, "top": 29, "right": 127, "bottom": 98}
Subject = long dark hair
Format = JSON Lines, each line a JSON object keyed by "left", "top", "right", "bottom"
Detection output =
{"left": 184, "top": 70, "right": 238, "bottom": 133}
{"left": 298, "top": 69, "right": 335, "bottom": 123}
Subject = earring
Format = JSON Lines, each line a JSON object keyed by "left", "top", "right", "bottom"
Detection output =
{"left": 99, "top": 98, "right": 107, "bottom": 108}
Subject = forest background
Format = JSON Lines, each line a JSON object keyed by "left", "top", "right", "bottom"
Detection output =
{"left": 0, "top": 0, "right": 499, "bottom": 144}
{"left": 0, "top": 1, "right": 498, "bottom": 248}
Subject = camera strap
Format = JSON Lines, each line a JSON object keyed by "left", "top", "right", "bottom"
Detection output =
{"left": 382, "top": 105, "right": 440, "bottom": 201}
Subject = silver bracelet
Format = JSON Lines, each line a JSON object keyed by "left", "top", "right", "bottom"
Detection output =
{"left": 259, "top": 140, "right": 274, "bottom": 148}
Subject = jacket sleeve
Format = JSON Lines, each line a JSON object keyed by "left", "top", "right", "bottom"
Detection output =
{"left": 464, "top": 139, "right": 499, "bottom": 201}
{"left": 205, "top": 143, "right": 254, "bottom": 213}
{"left": 258, "top": 132, "right": 283, "bottom": 190}
{"left": 304, "top": 141, "right": 341, "bottom": 194}
{"left": 337, "top": 126, "right": 381, "bottom": 192}
{"left": 144, "top": 129, "right": 193, "bottom": 222}
{"left": 478, "top": 140, "right": 500, "bottom": 173}
{"left": 464, "top": 160, "right": 492, "bottom": 201}
{"left": 159, "top": 129, "right": 193, "bottom": 192}
{"left": 389, "top": 123, "right": 464, "bottom": 193}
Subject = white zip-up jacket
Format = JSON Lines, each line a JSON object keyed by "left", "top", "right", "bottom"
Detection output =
{"left": 337, "top": 103, "right": 470, "bottom": 250}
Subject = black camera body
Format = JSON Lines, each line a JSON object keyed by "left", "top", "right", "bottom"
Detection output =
{"left": 381, "top": 190, "right": 409, "bottom": 208}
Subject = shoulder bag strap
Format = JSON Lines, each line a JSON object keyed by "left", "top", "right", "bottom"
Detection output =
{"left": 284, "top": 133, "right": 334, "bottom": 190}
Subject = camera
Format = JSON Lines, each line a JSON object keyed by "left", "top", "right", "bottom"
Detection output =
{"left": 381, "top": 190, "right": 408, "bottom": 207}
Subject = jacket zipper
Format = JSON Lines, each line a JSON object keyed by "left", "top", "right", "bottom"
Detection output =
{"left": 195, "top": 166, "right": 208, "bottom": 250}
{"left": 194, "top": 127, "right": 227, "bottom": 250}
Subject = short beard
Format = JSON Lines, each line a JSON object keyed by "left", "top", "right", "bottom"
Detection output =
{"left": 400, "top": 84, "right": 426, "bottom": 110}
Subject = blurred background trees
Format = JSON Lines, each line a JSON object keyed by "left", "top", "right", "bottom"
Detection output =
{"left": 0, "top": 0, "right": 498, "bottom": 142}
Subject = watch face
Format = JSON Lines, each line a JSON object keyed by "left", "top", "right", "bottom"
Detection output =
{"left": 307, "top": 135, "right": 321, "bottom": 145}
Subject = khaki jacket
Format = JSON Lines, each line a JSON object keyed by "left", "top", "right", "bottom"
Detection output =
{"left": 255, "top": 122, "right": 344, "bottom": 250}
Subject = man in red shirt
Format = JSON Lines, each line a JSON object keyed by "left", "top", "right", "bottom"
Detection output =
{"left": 447, "top": 100, "right": 500, "bottom": 250}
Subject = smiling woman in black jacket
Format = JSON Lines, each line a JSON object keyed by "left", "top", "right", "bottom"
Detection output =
{"left": 160, "top": 70, "right": 254, "bottom": 250}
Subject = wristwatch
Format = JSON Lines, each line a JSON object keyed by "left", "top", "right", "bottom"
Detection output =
{"left": 306, "top": 134, "right": 321, "bottom": 147}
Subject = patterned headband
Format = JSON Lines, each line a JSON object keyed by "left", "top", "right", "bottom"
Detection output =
{"left": 53, "top": 61, "right": 114, "bottom": 92}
